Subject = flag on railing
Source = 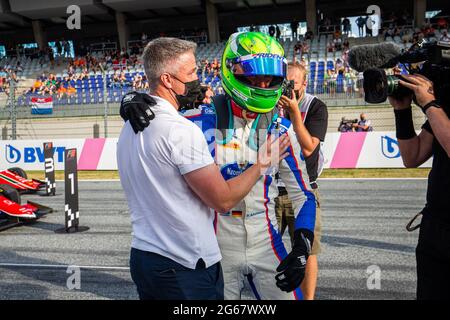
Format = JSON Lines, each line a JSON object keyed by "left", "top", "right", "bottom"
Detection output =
{"left": 31, "top": 97, "right": 53, "bottom": 115}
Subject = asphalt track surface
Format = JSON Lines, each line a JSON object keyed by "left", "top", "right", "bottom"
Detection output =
{"left": 0, "top": 179, "right": 426, "bottom": 300}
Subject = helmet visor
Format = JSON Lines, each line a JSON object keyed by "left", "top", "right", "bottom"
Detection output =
{"left": 229, "top": 54, "right": 287, "bottom": 78}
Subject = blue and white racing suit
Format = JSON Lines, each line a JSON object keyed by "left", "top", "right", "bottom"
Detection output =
{"left": 182, "top": 101, "right": 316, "bottom": 300}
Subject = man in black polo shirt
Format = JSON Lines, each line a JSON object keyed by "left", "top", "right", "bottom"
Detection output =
{"left": 277, "top": 62, "right": 328, "bottom": 300}
{"left": 390, "top": 74, "right": 450, "bottom": 300}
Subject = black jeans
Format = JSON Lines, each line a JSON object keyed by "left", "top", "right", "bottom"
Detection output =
{"left": 416, "top": 214, "right": 450, "bottom": 300}
{"left": 130, "top": 248, "right": 224, "bottom": 300}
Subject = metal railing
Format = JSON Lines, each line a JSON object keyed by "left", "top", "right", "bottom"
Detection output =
{"left": 1, "top": 72, "right": 429, "bottom": 140}
{"left": 89, "top": 42, "right": 118, "bottom": 53}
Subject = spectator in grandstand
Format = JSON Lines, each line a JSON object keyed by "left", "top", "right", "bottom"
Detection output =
{"left": 202, "top": 59, "right": 211, "bottom": 75}
{"left": 411, "top": 30, "right": 425, "bottom": 44}
{"left": 440, "top": 30, "right": 450, "bottom": 42}
{"left": 56, "top": 81, "right": 67, "bottom": 99}
{"left": 269, "top": 25, "right": 276, "bottom": 38}
{"left": 202, "top": 86, "right": 214, "bottom": 104}
{"left": 276, "top": 25, "right": 281, "bottom": 41}
{"left": 141, "top": 32, "right": 148, "bottom": 45}
{"left": 302, "top": 41, "right": 310, "bottom": 59}
{"left": 291, "top": 20, "right": 299, "bottom": 40}
{"left": 352, "top": 113, "right": 373, "bottom": 132}
{"left": 130, "top": 43, "right": 141, "bottom": 56}
{"left": 422, "top": 23, "right": 436, "bottom": 39}
{"left": 342, "top": 39, "right": 350, "bottom": 51}
{"left": 119, "top": 72, "right": 128, "bottom": 84}
{"left": 43, "top": 74, "right": 58, "bottom": 96}
{"left": 437, "top": 17, "right": 449, "bottom": 30}
{"left": 323, "top": 17, "right": 332, "bottom": 32}
{"left": 211, "top": 58, "right": 220, "bottom": 72}
{"left": 110, "top": 73, "right": 122, "bottom": 88}
{"left": 142, "top": 75, "right": 149, "bottom": 90}
{"left": 401, "top": 28, "right": 413, "bottom": 43}
{"left": 55, "top": 40, "right": 62, "bottom": 58}
{"left": 30, "top": 78, "right": 43, "bottom": 94}
{"left": 356, "top": 16, "right": 366, "bottom": 37}
{"left": 342, "top": 48, "right": 350, "bottom": 69}
{"left": 342, "top": 17, "right": 351, "bottom": 36}
{"left": 0, "top": 75, "right": 5, "bottom": 93}
{"left": 326, "top": 68, "right": 337, "bottom": 97}
{"left": 133, "top": 74, "right": 143, "bottom": 90}
{"left": 333, "top": 35, "right": 342, "bottom": 51}
{"left": 327, "top": 42, "right": 335, "bottom": 53}
{"left": 305, "top": 28, "right": 314, "bottom": 41}
{"left": 79, "top": 68, "right": 89, "bottom": 80}
{"left": 335, "top": 58, "right": 344, "bottom": 73}
{"left": 64, "top": 39, "right": 71, "bottom": 58}
{"left": 294, "top": 41, "right": 303, "bottom": 58}
{"left": 384, "top": 23, "right": 396, "bottom": 40}
{"left": 344, "top": 68, "right": 356, "bottom": 97}
{"left": 47, "top": 46, "right": 55, "bottom": 68}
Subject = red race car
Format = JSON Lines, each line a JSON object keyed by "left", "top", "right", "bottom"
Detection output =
{"left": 0, "top": 168, "right": 53, "bottom": 231}
{"left": 0, "top": 167, "right": 47, "bottom": 194}
{"left": 0, "top": 184, "right": 52, "bottom": 231}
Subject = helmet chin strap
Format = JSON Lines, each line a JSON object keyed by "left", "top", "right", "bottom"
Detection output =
{"left": 230, "top": 99, "right": 258, "bottom": 120}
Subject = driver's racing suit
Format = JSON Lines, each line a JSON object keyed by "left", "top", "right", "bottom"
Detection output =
{"left": 182, "top": 96, "right": 316, "bottom": 300}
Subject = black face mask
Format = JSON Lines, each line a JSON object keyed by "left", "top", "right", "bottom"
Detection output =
{"left": 170, "top": 75, "right": 202, "bottom": 111}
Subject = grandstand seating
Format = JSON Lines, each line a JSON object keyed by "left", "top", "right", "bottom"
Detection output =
{"left": 8, "top": 26, "right": 443, "bottom": 107}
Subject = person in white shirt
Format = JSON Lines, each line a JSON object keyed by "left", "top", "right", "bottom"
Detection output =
{"left": 117, "top": 37, "right": 290, "bottom": 300}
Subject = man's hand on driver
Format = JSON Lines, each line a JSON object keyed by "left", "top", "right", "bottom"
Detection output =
{"left": 120, "top": 91, "right": 156, "bottom": 133}
{"left": 275, "top": 228, "right": 314, "bottom": 292}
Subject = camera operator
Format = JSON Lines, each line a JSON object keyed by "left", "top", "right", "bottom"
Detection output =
{"left": 390, "top": 73, "right": 450, "bottom": 300}
{"left": 338, "top": 117, "right": 357, "bottom": 132}
{"left": 352, "top": 113, "right": 373, "bottom": 132}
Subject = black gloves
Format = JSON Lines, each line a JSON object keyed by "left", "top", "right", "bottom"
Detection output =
{"left": 275, "top": 228, "right": 314, "bottom": 292}
{"left": 120, "top": 91, "right": 156, "bottom": 133}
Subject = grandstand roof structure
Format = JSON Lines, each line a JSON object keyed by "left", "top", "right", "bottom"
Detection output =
{"left": 0, "top": 0, "right": 449, "bottom": 45}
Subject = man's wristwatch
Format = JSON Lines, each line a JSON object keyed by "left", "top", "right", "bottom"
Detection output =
{"left": 421, "top": 100, "right": 441, "bottom": 114}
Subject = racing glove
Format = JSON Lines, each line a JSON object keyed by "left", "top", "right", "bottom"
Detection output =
{"left": 275, "top": 228, "right": 314, "bottom": 292}
{"left": 120, "top": 91, "right": 156, "bottom": 133}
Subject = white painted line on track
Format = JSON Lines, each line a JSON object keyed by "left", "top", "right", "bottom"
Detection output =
{"left": 0, "top": 263, "right": 129, "bottom": 270}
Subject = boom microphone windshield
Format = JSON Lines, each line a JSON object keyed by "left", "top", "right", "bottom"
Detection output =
{"left": 348, "top": 43, "right": 403, "bottom": 72}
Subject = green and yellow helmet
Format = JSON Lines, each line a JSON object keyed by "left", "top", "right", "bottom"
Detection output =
{"left": 220, "top": 32, "right": 287, "bottom": 113}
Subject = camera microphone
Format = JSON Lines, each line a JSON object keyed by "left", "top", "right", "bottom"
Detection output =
{"left": 348, "top": 43, "right": 403, "bottom": 72}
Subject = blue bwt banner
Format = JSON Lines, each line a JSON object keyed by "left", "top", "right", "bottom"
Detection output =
{"left": 31, "top": 96, "right": 53, "bottom": 115}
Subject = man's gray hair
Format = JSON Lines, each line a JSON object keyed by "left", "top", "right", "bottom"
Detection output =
{"left": 142, "top": 37, "right": 197, "bottom": 90}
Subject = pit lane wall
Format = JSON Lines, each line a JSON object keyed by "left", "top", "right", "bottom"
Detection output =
{"left": 0, "top": 132, "right": 432, "bottom": 171}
